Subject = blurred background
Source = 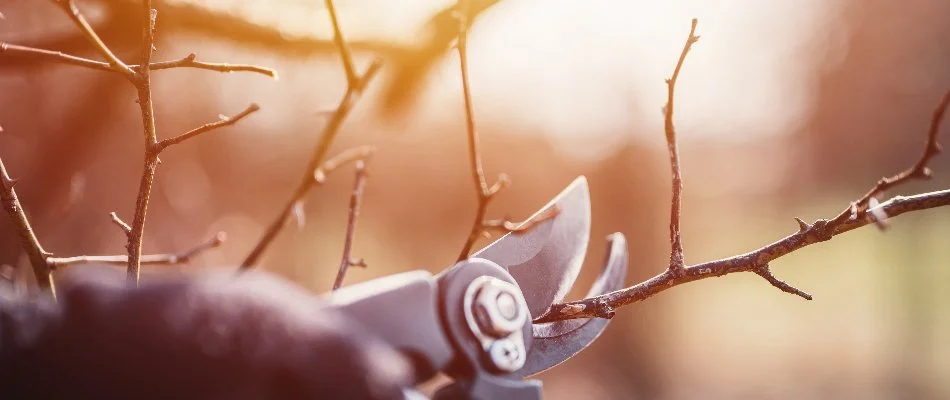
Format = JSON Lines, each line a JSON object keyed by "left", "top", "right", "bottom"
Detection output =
{"left": 1, "top": 0, "right": 949, "bottom": 398}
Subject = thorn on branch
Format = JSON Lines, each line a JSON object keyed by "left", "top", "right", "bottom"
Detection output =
{"left": 794, "top": 217, "right": 835, "bottom": 241}
{"left": 794, "top": 217, "right": 810, "bottom": 233}
{"left": 3, "top": 177, "right": 18, "bottom": 190}
{"left": 0, "top": 156, "right": 54, "bottom": 293}
{"left": 753, "top": 264, "right": 812, "bottom": 300}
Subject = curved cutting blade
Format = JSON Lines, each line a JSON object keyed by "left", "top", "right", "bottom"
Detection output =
{"left": 515, "top": 233, "right": 628, "bottom": 378}
{"left": 472, "top": 176, "right": 591, "bottom": 318}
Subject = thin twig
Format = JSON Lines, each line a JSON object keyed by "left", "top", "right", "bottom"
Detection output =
{"left": 239, "top": 135, "right": 380, "bottom": 269}
{"left": 157, "top": 103, "right": 260, "bottom": 150}
{"left": 332, "top": 160, "right": 370, "bottom": 290}
{"left": 663, "top": 18, "right": 699, "bottom": 273}
{"left": 324, "top": 0, "right": 358, "bottom": 88}
{"left": 48, "top": 232, "right": 226, "bottom": 269}
{"left": 0, "top": 157, "right": 54, "bottom": 294}
{"left": 829, "top": 89, "right": 950, "bottom": 227}
{"left": 3, "top": 0, "right": 267, "bottom": 290}
{"left": 0, "top": 43, "right": 278, "bottom": 78}
{"left": 455, "top": 0, "right": 513, "bottom": 260}
{"left": 51, "top": 0, "right": 135, "bottom": 78}
{"left": 455, "top": 0, "right": 496, "bottom": 259}
{"left": 753, "top": 264, "right": 812, "bottom": 300}
{"left": 536, "top": 88, "right": 950, "bottom": 323}
{"left": 238, "top": 1, "right": 382, "bottom": 270}
{"left": 314, "top": 146, "right": 376, "bottom": 184}
{"left": 126, "top": 2, "right": 160, "bottom": 284}
{"left": 1, "top": 42, "right": 114, "bottom": 71}
{"left": 536, "top": 188, "right": 950, "bottom": 323}
{"left": 480, "top": 207, "right": 560, "bottom": 234}
{"left": 453, "top": 0, "right": 554, "bottom": 261}
{"left": 148, "top": 53, "right": 278, "bottom": 78}
{"left": 118, "top": 4, "right": 260, "bottom": 283}
{"left": 457, "top": 0, "right": 491, "bottom": 196}
{"left": 109, "top": 211, "right": 132, "bottom": 237}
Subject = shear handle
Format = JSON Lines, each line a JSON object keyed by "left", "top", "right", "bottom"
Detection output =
{"left": 327, "top": 270, "right": 455, "bottom": 383}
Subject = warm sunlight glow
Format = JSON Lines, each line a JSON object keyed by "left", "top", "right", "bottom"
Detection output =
{"left": 188, "top": 0, "right": 846, "bottom": 161}
{"left": 413, "top": 0, "right": 846, "bottom": 160}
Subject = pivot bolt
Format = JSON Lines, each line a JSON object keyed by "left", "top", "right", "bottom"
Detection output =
{"left": 472, "top": 279, "right": 526, "bottom": 338}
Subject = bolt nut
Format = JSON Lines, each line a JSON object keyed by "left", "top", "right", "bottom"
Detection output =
{"left": 472, "top": 279, "right": 527, "bottom": 338}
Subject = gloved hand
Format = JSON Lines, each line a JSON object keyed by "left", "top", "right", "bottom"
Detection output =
{"left": 0, "top": 267, "right": 412, "bottom": 400}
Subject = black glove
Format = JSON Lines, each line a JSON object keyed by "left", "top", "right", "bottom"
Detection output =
{"left": 0, "top": 267, "right": 412, "bottom": 400}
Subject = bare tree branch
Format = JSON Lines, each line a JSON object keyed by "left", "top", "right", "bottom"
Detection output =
{"left": 829, "top": 89, "right": 950, "bottom": 228}
{"left": 147, "top": 53, "right": 278, "bottom": 78}
{"left": 239, "top": 0, "right": 382, "bottom": 270}
{"left": 0, "top": 42, "right": 115, "bottom": 71}
{"left": 663, "top": 18, "right": 699, "bottom": 273}
{"left": 125, "top": 1, "right": 160, "bottom": 283}
{"left": 51, "top": 0, "right": 135, "bottom": 78}
{"left": 0, "top": 43, "right": 277, "bottom": 78}
{"left": 0, "top": 157, "right": 226, "bottom": 295}
{"left": 48, "top": 232, "right": 226, "bottom": 269}
{"left": 536, "top": 188, "right": 950, "bottom": 323}
{"left": 323, "top": 0, "right": 358, "bottom": 88}
{"left": 453, "top": 0, "right": 555, "bottom": 261}
{"left": 0, "top": 157, "right": 54, "bottom": 294}
{"left": 240, "top": 139, "right": 379, "bottom": 269}
{"left": 157, "top": 103, "right": 260, "bottom": 151}
{"left": 536, "top": 86, "right": 950, "bottom": 324}
{"left": 332, "top": 160, "right": 370, "bottom": 290}
{"left": 13, "top": 1, "right": 267, "bottom": 285}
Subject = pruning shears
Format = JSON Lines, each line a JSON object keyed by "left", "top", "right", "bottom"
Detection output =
{"left": 327, "top": 177, "right": 628, "bottom": 399}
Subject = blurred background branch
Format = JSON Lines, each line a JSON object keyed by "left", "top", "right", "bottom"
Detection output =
{"left": 0, "top": 0, "right": 268, "bottom": 286}
{"left": 332, "top": 157, "right": 369, "bottom": 290}
{"left": 236, "top": 0, "right": 383, "bottom": 269}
